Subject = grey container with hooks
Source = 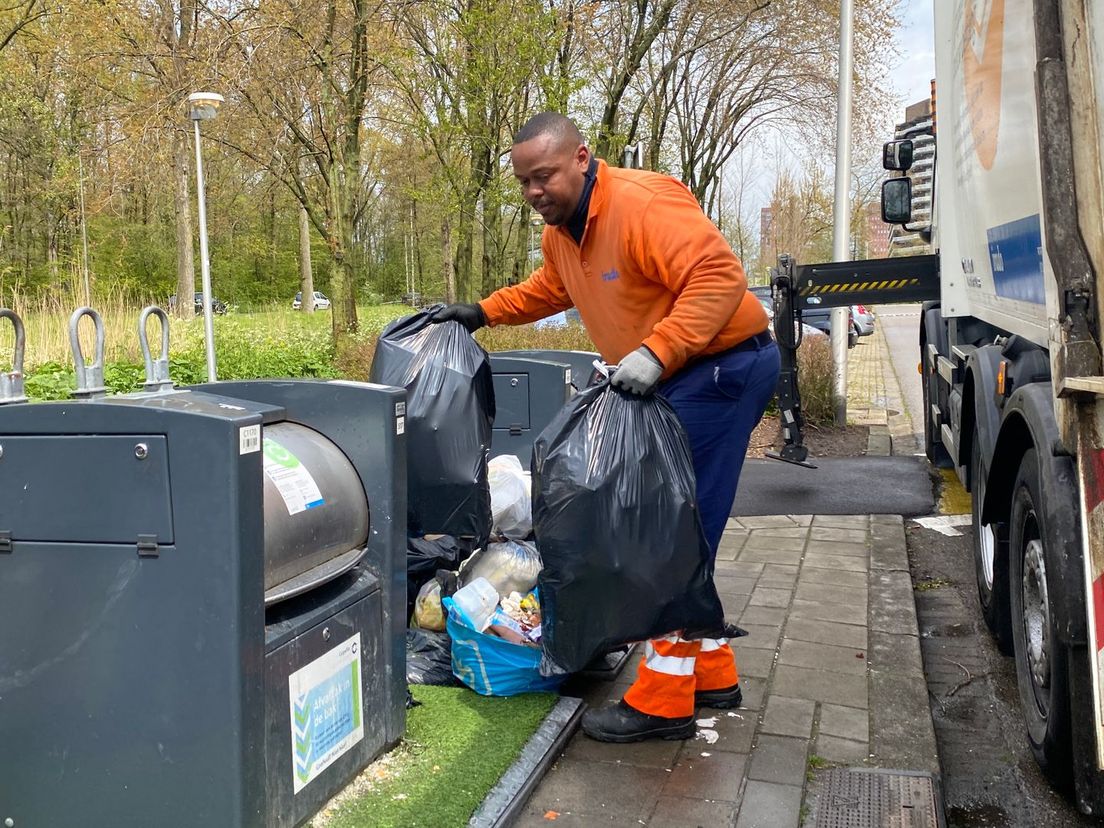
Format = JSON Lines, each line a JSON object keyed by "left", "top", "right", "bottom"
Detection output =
{"left": 0, "top": 305, "right": 408, "bottom": 827}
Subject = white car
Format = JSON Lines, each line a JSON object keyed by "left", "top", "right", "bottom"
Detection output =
{"left": 293, "top": 291, "right": 331, "bottom": 310}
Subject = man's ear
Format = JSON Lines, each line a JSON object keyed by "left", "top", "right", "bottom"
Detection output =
{"left": 575, "top": 144, "right": 590, "bottom": 170}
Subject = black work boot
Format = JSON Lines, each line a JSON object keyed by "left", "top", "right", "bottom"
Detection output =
{"left": 581, "top": 699, "right": 695, "bottom": 743}
{"left": 694, "top": 683, "right": 742, "bottom": 709}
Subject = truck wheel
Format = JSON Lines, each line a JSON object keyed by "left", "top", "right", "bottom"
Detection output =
{"left": 921, "top": 357, "right": 952, "bottom": 467}
{"left": 1009, "top": 449, "right": 1072, "bottom": 783}
{"left": 972, "top": 434, "right": 1012, "bottom": 654}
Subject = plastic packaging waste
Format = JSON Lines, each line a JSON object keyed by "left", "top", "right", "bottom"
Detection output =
{"left": 370, "top": 307, "right": 495, "bottom": 545}
{"left": 406, "top": 534, "right": 466, "bottom": 618}
{"left": 532, "top": 381, "right": 727, "bottom": 674}
{"left": 412, "top": 578, "right": 445, "bottom": 631}
{"left": 488, "top": 454, "right": 532, "bottom": 539}
{"left": 406, "top": 629, "right": 458, "bottom": 686}
{"left": 450, "top": 576, "right": 499, "bottom": 633}
{"left": 458, "top": 540, "right": 542, "bottom": 598}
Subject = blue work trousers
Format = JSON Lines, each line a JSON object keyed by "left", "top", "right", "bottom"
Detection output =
{"left": 659, "top": 334, "right": 781, "bottom": 556}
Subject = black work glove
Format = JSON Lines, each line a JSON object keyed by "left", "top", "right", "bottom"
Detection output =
{"left": 431, "top": 303, "right": 486, "bottom": 334}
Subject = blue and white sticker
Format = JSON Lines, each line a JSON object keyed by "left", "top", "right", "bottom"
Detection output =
{"left": 263, "top": 437, "right": 325, "bottom": 514}
{"left": 289, "top": 632, "right": 364, "bottom": 793}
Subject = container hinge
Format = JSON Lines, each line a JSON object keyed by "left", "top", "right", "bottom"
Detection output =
{"left": 509, "top": 424, "right": 523, "bottom": 436}
{"left": 0, "top": 531, "right": 11, "bottom": 554}
{"left": 137, "top": 534, "right": 159, "bottom": 557}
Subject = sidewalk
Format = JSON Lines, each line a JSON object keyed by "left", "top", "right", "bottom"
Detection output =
{"left": 512, "top": 328, "right": 941, "bottom": 827}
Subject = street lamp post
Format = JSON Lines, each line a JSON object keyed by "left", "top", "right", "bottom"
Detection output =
{"left": 187, "top": 91, "right": 224, "bottom": 382}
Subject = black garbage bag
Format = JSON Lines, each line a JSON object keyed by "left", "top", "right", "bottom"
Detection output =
{"left": 532, "top": 381, "right": 726, "bottom": 674}
{"left": 406, "top": 628, "right": 460, "bottom": 686}
{"left": 406, "top": 535, "right": 466, "bottom": 617}
{"left": 370, "top": 308, "right": 495, "bottom": 545}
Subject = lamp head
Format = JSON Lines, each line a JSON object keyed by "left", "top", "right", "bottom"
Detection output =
{"left": 187, "top": 92, "right": 225, "bottom": 121}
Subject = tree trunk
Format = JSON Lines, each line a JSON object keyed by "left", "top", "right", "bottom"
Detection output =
{"left": 298, "top": 205, "right": 315, "bottom": 312}
{"left": 442, "top": 214, "right": 455, "bottom": 303}
{"left": 172, "top": 131, "right": 195, "bottom": 319}
{"left": 513, "top": 203, "right": 531, "bottom": 285}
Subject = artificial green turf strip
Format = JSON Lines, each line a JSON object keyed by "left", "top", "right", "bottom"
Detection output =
{"left": 323, "top": 686, "right": 558, "bottom": 828}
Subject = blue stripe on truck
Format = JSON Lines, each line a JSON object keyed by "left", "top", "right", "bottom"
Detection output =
{"left": 986, "top": 214, "right": 1045, "bottom": 305}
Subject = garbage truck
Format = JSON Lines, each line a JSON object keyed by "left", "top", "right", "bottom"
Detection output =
{"left": 877, "top": 0, "right": 1104, "bottom": 813}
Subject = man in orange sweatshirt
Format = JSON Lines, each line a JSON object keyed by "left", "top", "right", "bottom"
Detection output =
{"left": 435, "top": 112, "right": 780, "bottom": 742}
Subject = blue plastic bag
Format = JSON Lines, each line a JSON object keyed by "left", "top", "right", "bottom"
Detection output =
{"left": 443, "top": 597, "right": 565, "bottom": 697}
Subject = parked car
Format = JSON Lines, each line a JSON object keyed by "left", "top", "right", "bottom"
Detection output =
{"left": 852, "top": 303, "right": 875, "bottom": 336}
{"left": 168, "top": 292, "right": 227, "bottom": 315}
{"left": 293, "top": 290, "right": 331, "bottom": 310}
{"left": 800, "top": 306, "right": 858, "bottom": 348}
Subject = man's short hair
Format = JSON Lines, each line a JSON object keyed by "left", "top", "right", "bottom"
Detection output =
{"left": 514, "top": 112, "right": 585, "bottom": 149}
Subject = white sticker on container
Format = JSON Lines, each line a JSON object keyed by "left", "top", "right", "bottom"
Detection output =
{"left": 396, "top": 415, "right": 405, "bottom": 435}
{"left": 289, "top": 632, "right": 364, "bottom": 794}
{"left": 395, "top": 401, "right": 406, "bottom": 417}
{"left": 239, "top": 424, "right": 261, "bottom": 454}
{"left": 263, "top": 437, "right": 325, "bottom": 515}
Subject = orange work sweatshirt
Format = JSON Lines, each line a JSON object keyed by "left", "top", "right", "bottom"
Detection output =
{"left": 479, "top": 159, "right": 769, "bottom": 377}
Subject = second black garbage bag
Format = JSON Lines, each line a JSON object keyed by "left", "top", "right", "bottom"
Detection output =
{"left": 532, "top": 381, "right": 726, "bottom": 675}
{"left": 370, "top": 307, "right": 495, "bottom": 546}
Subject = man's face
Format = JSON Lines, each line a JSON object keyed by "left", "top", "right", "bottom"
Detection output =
{"left": 511, "top": 135, "right": 590, "bottom": 226}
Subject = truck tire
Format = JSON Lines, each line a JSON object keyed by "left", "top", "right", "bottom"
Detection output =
{"left": 972, "top": 433, "right": 1012, "bottom": 654}
{"left": 1009, "top": 449, "right": 1073, "bottom": 784}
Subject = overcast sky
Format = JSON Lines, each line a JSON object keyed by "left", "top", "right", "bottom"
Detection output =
{"left": 892, "top": 0, "right": 936, "bottom": 117}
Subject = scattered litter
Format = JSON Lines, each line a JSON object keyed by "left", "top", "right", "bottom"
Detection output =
{"left": 695, "top": 716, "right": 717, "bottom": 728}
{"left": 911, "top": 515, "right": 972, "bottom": 536}
{"left": 725, "top": 712, "right": 742, "bottom": 719}
{"left": 696, "top": 729, "right": 719, "bottom": 745}
{"left": 700, "top": 752, "right": 712, "bottom": 757}
{"left": 391, "top": 793, "right": 407, "bottom": 801}
{"left": 543, "top": 811, "right": 560, "bottom": 821}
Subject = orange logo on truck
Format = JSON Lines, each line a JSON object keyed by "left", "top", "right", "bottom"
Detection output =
{"left": 963, "top": 0, "right": 1005, "bottom": 170}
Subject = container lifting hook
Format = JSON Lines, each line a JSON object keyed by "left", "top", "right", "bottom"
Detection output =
{"left": 69, "top": 307, "right": 107, "bottom": 399}
{"left": 0, "top": 308, "right": 27, "bottom": 405}
{"left": 138, "top": 306, "right": 174, "bottom": 392}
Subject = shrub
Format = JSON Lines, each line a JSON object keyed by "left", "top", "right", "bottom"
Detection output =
{"left": 796, "top": 335, "right": 834, "bottom": 425}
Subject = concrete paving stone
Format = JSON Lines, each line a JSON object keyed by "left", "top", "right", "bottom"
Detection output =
{"left": 867, "top": 630, "right": 923, "bottom": 676}
{"left": 814, "top": 734, "right": 870, "bottom": 765}
{"left": 762, "top": 563, "right": 800, "bottom": 581}
{"left": 734, "top": 781, "right": 803, "bottom": 828}
{"left": 805, "top": 539, "right": 870, "bottom": 559}
{"left": 749, "top": 526, "right": 809, "bottom": 539}
{"left": 747, "top": 734, "right": 809, "bottom": 786}
{"left": 760, "top": 696, "right": 816, "bottom": 739}
{"left": 734, "top": 646, "right": 775, "bottom": 678}
{"left": 737, "top": 676, "right": 766, "bottom": 711}
{"left": 749, "top": 587, "right": 793, "bottom": 609}
{"left": 737, "top": 515, "right": 804, "bottom": 529}
{"left": 800, "top": 553, "right": 868, "bottom": 574}
{"left": 818, "top": 703, "right": 870, "bottom": 742}
{"left": 648, "top": 795, "right": 739, "bottom": 828}
{"left": 811, "top": 515, "right": 870, "bottom": 529}
{"left": 737, "top": 547, "right": 804, "bottom": 566}
{"left": 870, "top": 513, "right": 904, "bottom": 527}
{"left": 771, "top": 665, "right": 869, "bottom": 708}
{"left": 868, "top": 434, "right": 892, "bottom": 456}
{"left": 868, "top": 571, "right": 920, "bottom": 636}
{"left": 735, "top": 623, "right": 783, "bottom": 650}
{"left": 695, "top": 707, "right": 756, "bottom": 753}
{"left": 715, "top": 561, "right": 765, "bottom": 578}
{"left": 726, "top": 517, "right": 748, "bottom": 531}
{"left": 788, "top": 598, "right": 867, "bottom": 627}
{"left": 521, "top": 758, "right": 670, "bottom": 823}
{"left": 796, "top": 567, "right": 867, "bottom": 590}
{"left": 721, "top": 594, "right": 751, "bottom": 618}
{"left": 809, "top": 526, "right": 870, "bottom": 544}
{"left": 788, "top": 515, "right": 814, "bottom": 526}
{"left": 783, "top": 618, "right": 868, "bottom": 650}
{"left": 662, "top": 751, "right": 746, "bottom": 803}
{"left": 778, "top": 638, "right": 868, "bottom": 676}
{"left": 793, "top": 583, "right": 867, "bottom": 608}
{"left": 757, "top": 579, "right": 798, "bottom": 592}
{"left": 714, "top": 575, "right": 759, "bottom": 595}
{"left": 717, "top": 533, "right": 749, "bottom": 561}
{"left": 743, "top": 534, "right": 808, "bottom": 554}
{"left": 869, "top": 671, "right": 939, "bottom": 773}
{"left": 740, "top": 606, "right": 788, "bottom": 626}
{"left": 562, "top": 728, "right": 683, "bottom": 769}
{"left": 870, "top": 522, "right": 909, "bottom": 572}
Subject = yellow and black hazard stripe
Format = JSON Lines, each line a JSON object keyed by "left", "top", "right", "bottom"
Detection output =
{"left": 799, "top": 277, "right": 922, "bottom": 297}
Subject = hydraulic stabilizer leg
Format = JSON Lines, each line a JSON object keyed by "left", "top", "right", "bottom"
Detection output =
{"left": 766, "top": 254, "right": 816, "bottom": 469}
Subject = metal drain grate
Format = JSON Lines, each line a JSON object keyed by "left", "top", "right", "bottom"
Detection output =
{"left": 814, "top": 768, "right": 941, "bottom": 828}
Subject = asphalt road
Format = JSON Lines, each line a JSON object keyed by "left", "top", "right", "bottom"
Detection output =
{"left": 874, "top": 305, "right": 1099, "bottom": 826}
